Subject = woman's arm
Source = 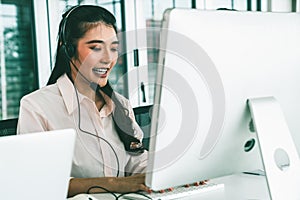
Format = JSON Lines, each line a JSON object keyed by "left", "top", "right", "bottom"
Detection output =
{"left": 68, "top": 173, "right": 148, "bottom": 197}
{"left": 17, "top": 97, "right": 48, "bottom": 134}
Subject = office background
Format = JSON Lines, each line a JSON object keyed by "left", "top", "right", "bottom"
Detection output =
{"left": 0, "top": 0, "right": 298, "bottom": 120}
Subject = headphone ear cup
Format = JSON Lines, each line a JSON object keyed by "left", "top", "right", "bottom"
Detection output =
{"left": 63, "top": 43, "right": 75, "bottom": 58}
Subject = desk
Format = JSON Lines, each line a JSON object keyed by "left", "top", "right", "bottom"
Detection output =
{"left": 68, "top": 173, "right": 270, "bottom": 200}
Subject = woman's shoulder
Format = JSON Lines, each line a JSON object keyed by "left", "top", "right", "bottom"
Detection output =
{"left": 21, "top": 84, "right": 60, "bottom": 102}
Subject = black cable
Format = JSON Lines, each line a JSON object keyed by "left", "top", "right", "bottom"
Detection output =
{"left": 86, "top": 185, "right": 118, "bottom": 198}
{"left": 86, "top": 185, "right": 153, "bottom": 200}
{"left": 73, "top": 84, "right": 120, "bottom": 177}
{"left": 116, "top": 191, "right": 152, "bottom": 200}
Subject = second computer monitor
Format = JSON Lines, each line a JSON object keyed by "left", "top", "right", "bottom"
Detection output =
{"left": 146, "top": 8, "right": 300, "bottom": 190}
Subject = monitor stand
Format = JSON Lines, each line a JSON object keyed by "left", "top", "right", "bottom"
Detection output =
{"left": 248, "top": 97, "right": 300, "bottom": 200}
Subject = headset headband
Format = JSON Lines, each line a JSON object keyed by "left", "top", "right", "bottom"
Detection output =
{"left": 60, "top": 5, "right": 81, "bottom": 46}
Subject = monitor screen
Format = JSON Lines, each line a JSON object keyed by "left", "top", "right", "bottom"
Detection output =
{"left": 146, "top": 8, "right": 300, "bottom": 190}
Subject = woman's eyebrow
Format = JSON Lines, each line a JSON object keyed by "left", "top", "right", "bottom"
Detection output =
{"left": 85, "top": 40, "right": 119, "bottom": 45}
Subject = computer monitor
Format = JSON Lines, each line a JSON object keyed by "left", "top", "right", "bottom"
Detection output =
{"left": 146, "top": 8, "right": 300, "bottom": 198}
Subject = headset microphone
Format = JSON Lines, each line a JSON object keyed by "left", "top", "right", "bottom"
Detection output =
{"left": 69, "top": 62, "right": 108, "bottom": 98}
{"left": 69, "top": 59, "right": 98, "bottom": 89}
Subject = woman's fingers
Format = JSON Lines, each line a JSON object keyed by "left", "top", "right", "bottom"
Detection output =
{"left": 145, "top": 179, "right": 210, "bottom": 194}
{"left": 185, "top": 180, "right": 209, "bottom": 187}
{"left": 138, "top": 183, "right": 150, "bottom": 192}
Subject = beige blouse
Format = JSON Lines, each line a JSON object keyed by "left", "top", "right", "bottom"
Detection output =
{"left": 17, "top": 74, "right": 148, "bottom": 178}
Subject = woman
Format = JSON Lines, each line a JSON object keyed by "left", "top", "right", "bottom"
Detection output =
{"left": 17, "top": 5, "right": 148, "bottom": 197}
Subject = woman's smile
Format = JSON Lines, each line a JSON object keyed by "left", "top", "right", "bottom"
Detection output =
{"left": 92, "top": 67, "right": 110, "bottom": 77}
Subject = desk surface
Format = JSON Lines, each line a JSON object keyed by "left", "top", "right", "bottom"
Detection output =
{"left": 68, "top": 173, "right": 270, "bottom": 200}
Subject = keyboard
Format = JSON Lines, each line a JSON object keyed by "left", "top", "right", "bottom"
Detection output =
{"left": 121, "top": 182, "right": 224, "bottom": 200}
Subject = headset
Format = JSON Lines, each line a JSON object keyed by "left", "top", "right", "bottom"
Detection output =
{"left": 59, "top": 5, "right": 95, "bottom": 85}
{"left": 59, "top": 5, "right": 81, "bottom": 59}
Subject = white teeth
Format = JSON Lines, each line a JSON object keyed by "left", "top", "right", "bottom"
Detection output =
{"left": 93, "top": 68, "right": 108, "bottom": 75}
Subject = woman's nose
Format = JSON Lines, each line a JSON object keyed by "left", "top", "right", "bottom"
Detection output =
{"left": 100, "top": 48, "right": 113, "bottom": 64}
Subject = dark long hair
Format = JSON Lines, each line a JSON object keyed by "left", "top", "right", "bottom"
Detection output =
{"left": 48, "top": 5, "right": 144, "bottom": 153}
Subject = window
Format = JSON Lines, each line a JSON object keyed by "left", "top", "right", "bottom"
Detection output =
{"left": 1, "top": 0, "right": 296, "bottom": 120}
{"left": 0, "top": 0, "right": 37, "bottom": 120}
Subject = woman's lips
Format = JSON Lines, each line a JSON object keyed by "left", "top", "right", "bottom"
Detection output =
{"left": 92, "top": 67, "right": 108, "bottom": 75}
{"left": 94, "top": 67, "right": 111, "bottom": 78}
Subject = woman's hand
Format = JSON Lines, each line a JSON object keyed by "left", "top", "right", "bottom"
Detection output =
{"left": 68, "top": 174, "right": 149, "bottom": 197}
{"left": 109, "top": 173, "right": 149, "bottom": 193}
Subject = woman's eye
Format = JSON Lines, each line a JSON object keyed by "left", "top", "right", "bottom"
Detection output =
{"left": 111, "top": 48, "right": 119, "bottom": 52}
{"left": 90, "top": 46, "right": 101, "bottom": 51}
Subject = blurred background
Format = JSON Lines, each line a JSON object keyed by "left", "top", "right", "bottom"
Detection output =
{"left": 0, "top": 0, "right": 298, "bottom": 120}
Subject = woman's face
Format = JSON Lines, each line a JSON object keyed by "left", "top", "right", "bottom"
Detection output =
{"left": 72, "top": 23, "right": 118, "bottom": 87}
